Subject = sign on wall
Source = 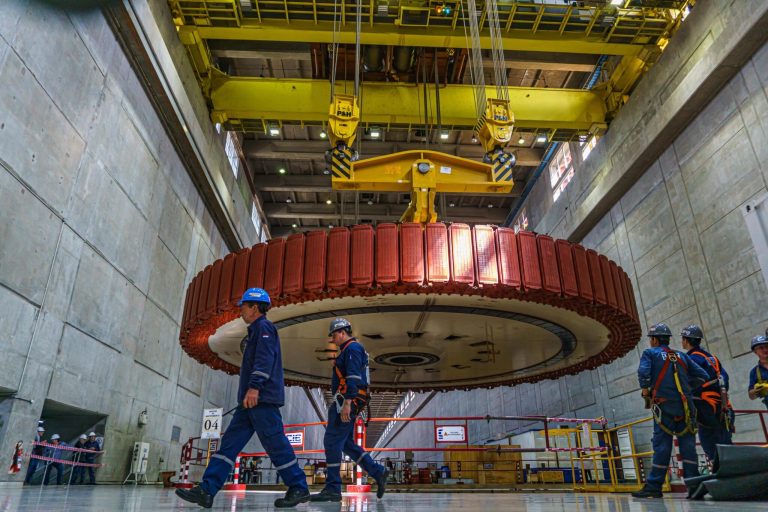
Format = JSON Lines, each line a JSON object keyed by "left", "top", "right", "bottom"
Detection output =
{"left": 285, "top": 430, "right": 305, "bottom": 449}
{"left": 201, "top": 408, "right": 223, "bottom": 439}
{"left": 435, "top": 425, "right": 466, "bottom": 443}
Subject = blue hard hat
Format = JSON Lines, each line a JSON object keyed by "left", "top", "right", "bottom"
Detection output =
{"left": 680, "top": 324, "right": 703, "bottom": 340}
{"left": 647, "top": 322, "right": 672, "bottom": 339}
{"left": 237, "top": 287, "right": 271, "bottom": 306}
{"left": 751, "top": 335, "right": 768, "bottom": 351}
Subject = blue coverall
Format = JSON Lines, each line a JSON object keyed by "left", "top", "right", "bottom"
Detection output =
{"left": 82, "top": 439, "right": 100, "bottom": 483}
{"left": 24, "top": 433, "right": 44, "bottom": 484}
{"left": 748, "top": 364, "right": 768, "bottom": 410}
{"left": 44, "top": 443, "right": 66, "bottom": 485}
{"left": 638, "top": 346, "right": 708, "bottom": 490}
{"left": 72, "top": 440, "right": 88, "bottom": 484}
{"left": 199, "top": 316, "right": 307, "bottom": 497}
{"left": 687, "top": 347, "right": 732, "bottom": 461}
{"left": 324, "top": 338, "right": 385, "bottom": 494}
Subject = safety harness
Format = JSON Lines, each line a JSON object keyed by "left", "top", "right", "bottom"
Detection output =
{"left": 690, "top": 350, "right": 733, "bottom": 432}
{"left": 651, "top": 347, "right": 697, "bottom": 436}
{"left": 333, "top": 338, "right": 372, "bottom": 425}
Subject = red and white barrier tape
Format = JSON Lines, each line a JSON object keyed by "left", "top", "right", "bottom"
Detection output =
{"left": 29, "top": 454, "right": 104, "bottom": 468}
{"left": 32, "top": 441, "right": 104, "bottom": 455}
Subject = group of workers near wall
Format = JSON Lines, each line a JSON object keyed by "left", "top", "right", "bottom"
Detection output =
{"left": 631, "top": 322, "right": 768, "bottom": 498}
{"left": 23, "top": 428, "right": 101, "bottom": 486}
{"left": 176, "top": 288, "right": 388, "bottom": 509}
{"left": 175, "top": 287, "right": 768, "bottom": 507}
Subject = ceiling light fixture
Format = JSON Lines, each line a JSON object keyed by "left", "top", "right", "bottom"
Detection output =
{"left": 319, "top": 130, "right": 327, "bottom": 139}
{"left": 536, "top": 134, "right": 548, "bottom": 144}
{"left": 369, "top": 127, "right": 381, "bottom": 138}
{"left": 487, "top": 204, "right": 494, "bottom": 208}
{"left": 268, "top": 124, "right": 280, "bottom": 137}
{"left": 518, "top": 136, "right": 526, "bottom": 145}
{"left": 326, "top": 199, "right": 333, "bottom": 205}
{"left": 323, "top": 169, "right": 330, "bottom": 175}
{"left": 286, "top": 198, "right": 292, "bottom": 203}
{"left": 449, "top": 202, "right": 455, "bottom": 208}
{"left": 610, "top": 0, "right": 623, "bottom": 5}
{"left": 278, "top": 167, "right": 286, "bottom": 174}
{"left": 471, "top": 136, "right": 478, "bottom": 144}
{"left": 439, "top": 130, "right": 450, "bottom": 140}
{"left": 292, "top": 223, "right": 298, "bottom": 228}
{"left": 367, "top": 200, "right": 373, "bottom": 205}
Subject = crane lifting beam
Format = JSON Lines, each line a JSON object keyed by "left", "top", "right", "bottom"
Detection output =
{"left": 332, "top": 150, "right": 512, "bottom": 224}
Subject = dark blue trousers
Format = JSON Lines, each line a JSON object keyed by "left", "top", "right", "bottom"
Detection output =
{"left": 697, "top": 414, "right": 732, "bottom": 463}
{"left": 199, "top": 404, "right": 307, "bottom": 497}
{"left": 44, "top": 462, "right": 63, "bottom": 485}
{"left": 24, "top": 458, "right": 40, "bottom": 484}
{"left": 323, "top": 406, "right": 384, "bottom": 493}
{"left": 646, "top": 412, "right": 699, "bottom": 490}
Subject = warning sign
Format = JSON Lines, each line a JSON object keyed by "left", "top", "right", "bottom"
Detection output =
{"left": 435, "top": 425, "right": 466, "bottom": 443}
{"left": 285, "top": 430, "right": 304, "bottom": 449}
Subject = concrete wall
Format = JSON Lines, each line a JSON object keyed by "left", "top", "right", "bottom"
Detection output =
{"left": 380, "top": 40, "right": 768, "bottom": 459}
{"left": 0, "top": 1, "right": 318, "bottom": 483}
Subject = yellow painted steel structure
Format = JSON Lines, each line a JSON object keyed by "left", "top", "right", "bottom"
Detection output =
{"left": 169, "top": 1, "right": 689, "bottom": 55}
{"left": 211, "top": 78, "right": 606, "bottom": 132}
{"left": 332, "top": 150, "right": 513, "bottom": 223}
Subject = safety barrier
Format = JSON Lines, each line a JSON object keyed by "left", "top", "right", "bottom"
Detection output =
{"left": 26, "top": 441, "right": 105, "bottom": 487}
{"left": 178, "top": 409, "right": 768, "bottom": 492}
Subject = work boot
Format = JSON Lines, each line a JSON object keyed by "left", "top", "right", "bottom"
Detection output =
{"left": 309, "top": 488, "right": 343, "bottom": 502}
{"left": 631, "top": 485, "right": 663, "bottom": 499}
{"left": 375, "top": 468, "right": 390, "bottom": 499}
{"left": 175, "top": 485, "right": 214, "bottom": 508}
{"left": 274, "top": 487, "right": 310, "bottom": 508}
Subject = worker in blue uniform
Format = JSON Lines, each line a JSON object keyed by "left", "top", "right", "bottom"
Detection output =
{"left": 23, "top": 426, "right": 45, "bottom": 485}
{"left": 679, "top": 325, "right": 733, "bottom": 464}
{"left": 176, "top": 288, "right": 309, "bottom": 509}
{"left": 632, "top": 323, "right": 709, "bottom": 499}
{"left": 82, "top": 432, "right": 101, "bottom": 484}
{"left": 310, "top": 318, "right": 389, "bottom": 502}
{"left": 748, "top": 335, "right": 768, "bottom": 410}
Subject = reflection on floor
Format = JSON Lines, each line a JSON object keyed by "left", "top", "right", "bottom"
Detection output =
{"left": 0, "top": 486, "right": 766, "bottom": 511}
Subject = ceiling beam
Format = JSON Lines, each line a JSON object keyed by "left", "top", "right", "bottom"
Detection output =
{"left": 245, "top": 141, "right": 544, "bottom": 167}
{"left": 211, "top": 49, "right": 313, "bottom": 61}
{"left": 180, "top": 23, "right": 643, "bottom": 56}
{"left": 263, "top": 203, "right": 509, "bottom": 224}
{"left": 212, "top": 78, "right": 606, "bottom": 131}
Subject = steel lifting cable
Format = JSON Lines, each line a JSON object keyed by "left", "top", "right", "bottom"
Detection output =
{"left": 464, "top": 0, "right": 486, "bottom": 121}
{"left": 485, "top": 0, "right": 509, "bottom": 102}
{"left": 329, "top": 0, "right": 340, "bottom": 101}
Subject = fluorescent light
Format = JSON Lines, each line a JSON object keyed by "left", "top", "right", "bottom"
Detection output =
{"left": 367, "top": 200, "right": 373, "bottom": 205}
{"left": 449, "top": 202, "right": 455, "bottom": 208}
{"left": 278, "top": 168, "right": 286, "bottom": 174}
{"left": 471, "top": 136, "right": 478, "bottom": 144}
{"left": 319, "top": 131, "right": 327, "bottom": 139}
{"left": 439, "top": 131, "right": 449, "bottom": 140}
{"left": 369, "top": 128, "right": 381, "bottom": 138}
{"left": 328, "top": 224, "right": 334, "bottom": 229}
{"left": 326, "top": 199, "right": 332, "bottom": 205}
{"left": 518, "top": 136, "right": 526, "bottom": 145}
{"left": 291, "top": 224, "right": 298, "bottom": 228}
{"left": 269, "top": 126, "right": 280, "bottom": 136}
{"left": 610, "top": 0, "right": 623, "bottom": 5}
{"left": 286, "top": 198, "right": 292, "bottom": 203}
{"left": 487, "top": 204, "right": 494, "bottom": 208}
{"left": 536, "top": 134, "right": 547, "bottom": 144}
{"left": 323, "top": 169, "right": 331, "bottom": 175}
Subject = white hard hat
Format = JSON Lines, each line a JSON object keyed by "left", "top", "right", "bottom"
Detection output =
{"left": 88, "top": 432, "right": 97, "bottom": 437}
{"left": 80, "top": 434, "right": 87, "bottom": 440}
{"left": 51, "top": 434, "right": 60, "bottom": 440}
{"left": 37, "top": 427, "right": 45, "bottom": 432}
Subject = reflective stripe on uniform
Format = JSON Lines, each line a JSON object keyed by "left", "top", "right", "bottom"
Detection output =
{"left": 212, "top": 453, "right": 234, "bottom": 467}
{"left": 251, "top": 370, "right": 270, "bottom": 379}
{"left": 652, "top": 464, "right": 668, "bottom": 469}
{"left": 275, "top": 458, "right": 298, "bottom": 471}
{"left": 682, "top": 459, "right": 698, "bottom": 465}
{"left": 347, "top": 375, "right": 362, "bottom": 380}
{"left": 326, "top": 463, "right": 342, "bottom": 467}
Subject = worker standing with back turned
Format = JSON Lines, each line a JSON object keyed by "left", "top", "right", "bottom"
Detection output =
{"left": 632, "top": 323, "right": 708, "bottom": 499}
{"left": 310, "top": 318, "right": 389, "bottom": 502}
{"left": 175, "top": 288, "right": 309, "bottom": 509}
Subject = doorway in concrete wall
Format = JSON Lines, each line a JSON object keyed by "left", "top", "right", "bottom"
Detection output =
{"left": 25, "top": 400, "right": 108, "bottom": 485}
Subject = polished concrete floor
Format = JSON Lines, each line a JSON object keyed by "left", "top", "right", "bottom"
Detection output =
{"left": 0, "top": 486, "right": 766, "bottom": 511}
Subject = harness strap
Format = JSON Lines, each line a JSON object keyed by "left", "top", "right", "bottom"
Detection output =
{"left": 652, "top": 347, "right": 697, "bottom": 436}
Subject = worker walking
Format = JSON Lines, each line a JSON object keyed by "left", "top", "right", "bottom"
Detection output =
{"left": 632, "top": 323, "right": 709, "bottom": 499}
{"left": 311, "top": 318, "right": 389, "bottom": 502}
{"left": 748, "top": 335, "right": 768, "bottom": 410}
{"left": 680, "top": 325, "right": 733, "bottom": 463}
{"left": 176, "top": 288, "right": 309, "bottom": 509}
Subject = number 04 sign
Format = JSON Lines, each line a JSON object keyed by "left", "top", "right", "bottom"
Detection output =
{"left": 201, "top": 408, "right": 223, "bottom": 439}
